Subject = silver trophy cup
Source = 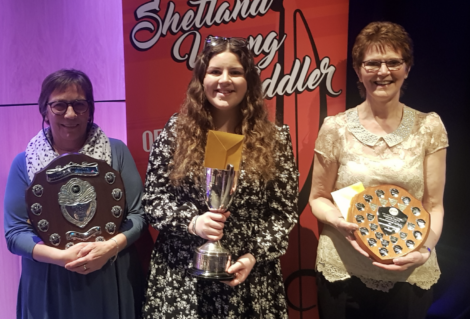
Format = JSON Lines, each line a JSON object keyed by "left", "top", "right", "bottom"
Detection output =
{"left": 188, "top": 165, "right": 238, "bottom": 280}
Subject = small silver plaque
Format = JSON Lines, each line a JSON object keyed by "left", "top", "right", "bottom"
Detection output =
{"left": 105, "top": 222, "right": 116, "bottom": 235}
{"left": 37, "top": 219, "right": 49, "bottom": 232}
{"left": 364, "top": 194, "right": 373, "bottom": 203}
{"left": 375, "top": 189, "right": 385, "bottom": 198}
{"left": 402, "top": 197, "right": 411, "bottom": 205}
{"left": 379, "top": 198, "right": 388, "bottom": 206}
{"left": 417, "top": 219, "right": 426, "bottom": 228}
{"left": 66, "top": 226, "right": 101, "bottom": 241}
{"left": 379, "top": 247, "right": 388, "bottom": 256}
{"left": 46, "top": 161, "right": 99, "bottom": 182}
{"left": 105, "top": 172, "right": 116, "bottom": 184}
{"left": 397, "top": 203, "right": 407, "bottom": 211}
{"left": 31, "top": 203, "right": 42, "bottom": 216}
{"left": 406, "top": 240, "right": 415, "bottom": 248}
{"left": 32, "top": 185, "right": 44, "bottom": 197}
{"left": 111, "top": 206, "right": 123, "bottom": 218}
{"left": 413, "top": 231, "right": 422, "bottom": 240}
{"left": 356, "top": 203, "right": 365, "bottom": 211}
{"left": 49, "top": 233, "right": 61, "bottom": 246}
{"left": 368, "top": 238, "right": 377, "bottom": 247}
{"left": 355, "top": 215, "right": 365, "bottom": 223}
{"left": 412, "top": 207, "right": 421, "bottom": 216}
{"left": 112, "top": 188, "right": 123, "bottom": 201}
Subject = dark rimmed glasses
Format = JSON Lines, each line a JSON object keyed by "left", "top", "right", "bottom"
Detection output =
{"left": 362, "top": 59, "right": 405, "bottom": 72}
{"left": 47, "top": 100, "right": 90, "bottom": 115}
{"left": 204, "top": 36, "right": 248, "bottom": 49}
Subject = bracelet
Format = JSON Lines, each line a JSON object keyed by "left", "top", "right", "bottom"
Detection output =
{"left": 422, "top": 245, "right": 431, "bottom": 253}
{"left": 110, "top": 238, "right": 119, "bottom": 263}
{"left": 192, "top": 215, "right": 199, "bottom": 236}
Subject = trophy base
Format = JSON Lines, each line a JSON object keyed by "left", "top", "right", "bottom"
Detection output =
{"left": 188, "top": 268, "right": 235, "bottom": 281}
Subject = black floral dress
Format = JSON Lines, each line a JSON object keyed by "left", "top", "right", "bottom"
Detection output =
{"left": 142, "top": 115, "right": 298, "bottom": 319}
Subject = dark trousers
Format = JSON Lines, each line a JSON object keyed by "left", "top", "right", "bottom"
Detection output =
{"left": 316, "top": 272, "right": 433, "bottom": 319}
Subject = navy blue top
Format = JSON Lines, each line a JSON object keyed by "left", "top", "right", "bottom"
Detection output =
{"left": 4, "top": 138, "right": 147, "bottom": 319}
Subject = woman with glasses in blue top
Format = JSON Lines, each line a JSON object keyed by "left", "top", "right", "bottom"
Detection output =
{"left": 309, "top": 22, "right": 447, "bottom": 318}
{"left": 142, "top": 36, "right": 298, "bottom": 318}
{"left": 4, "top": 69, "right": 146, "bottom": 319}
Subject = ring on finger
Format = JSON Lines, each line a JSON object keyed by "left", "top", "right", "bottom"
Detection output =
{"left": 83, "top": 264, "right": 88, "bottom": 271}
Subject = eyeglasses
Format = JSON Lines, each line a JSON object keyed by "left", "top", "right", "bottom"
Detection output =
{"left": 204, "top": 36, "right": 248, "bottom": 49}
{"left": 362, "top": 59, "right": 405, "bottom": 72}
{"left": 47, "top": 100, "right": 90, "bottom": 115}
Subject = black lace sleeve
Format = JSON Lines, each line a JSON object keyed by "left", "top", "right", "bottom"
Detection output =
{"left": 247, "top": 125, "right": 299, "bottom": 262}
{"left": 142, "top": 114, "right": 198, "bottom": 234}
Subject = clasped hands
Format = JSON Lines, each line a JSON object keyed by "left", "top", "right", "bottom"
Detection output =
{"left": 333, "top": 216, "right": 431, "bottom": 271}
{"left": 191, "top": 209, "right": 256, "bottom": 287}
{"left": 55, "top": 240, "right": 117, "bottom": 275}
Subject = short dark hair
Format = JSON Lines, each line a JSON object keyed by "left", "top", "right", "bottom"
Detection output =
{"left": 352, "top": 21, "right": 414, "bottom": 97}
{"left": 38, "top": 69, "right": 95, "bottom": 125}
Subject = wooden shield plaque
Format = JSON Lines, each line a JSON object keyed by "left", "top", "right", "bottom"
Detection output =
{"left": 347, "top": 185, "right": 430, "bottom": 264}
{"left": 25, "top": 153, "right": 125, "bottom": 250}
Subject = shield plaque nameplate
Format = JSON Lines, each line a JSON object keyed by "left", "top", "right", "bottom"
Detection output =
{"left": 26, "top": 153, "right": 126, "bottom": 249}
{"left": 347, "top": 185, "right": 430, "bottom": 264}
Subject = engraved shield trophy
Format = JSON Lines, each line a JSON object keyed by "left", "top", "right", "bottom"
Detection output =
{"left": 26, "top": 153, "right": 125, "bottom": 250}
{"left": 188, "top": 130, "right": 244, "bottom": 280}
{"left": 347, "top": 185, "right": 430, "bottom": 263}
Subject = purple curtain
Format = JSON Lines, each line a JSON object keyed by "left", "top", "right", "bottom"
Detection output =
{"left": 0, "top": 1, "right": 126, "bottom": 317}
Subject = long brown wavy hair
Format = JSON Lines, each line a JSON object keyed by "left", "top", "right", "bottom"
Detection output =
{"left": 170, "top": 39, "right": 277, "bottom": 185}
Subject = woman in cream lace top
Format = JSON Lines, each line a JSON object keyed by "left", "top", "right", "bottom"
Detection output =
{"left": 309, "top": 22, "right": 448, "bottom": 318}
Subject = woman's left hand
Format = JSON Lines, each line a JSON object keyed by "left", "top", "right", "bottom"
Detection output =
{"left": 64, "top": 240, "right": 117, "bottom": 275}
{"left": 222, "top": 253, "right": 256, "bottom": 287}
{"left": 372, "top": 249, "right": 431, "bottom": 271}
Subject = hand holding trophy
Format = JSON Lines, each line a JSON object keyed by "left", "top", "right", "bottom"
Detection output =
{"left": 188, "top": 130, "right": 244, "bottom": 280}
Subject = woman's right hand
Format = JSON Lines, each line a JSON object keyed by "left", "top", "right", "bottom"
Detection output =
{"left": 331, "top": 216, "right": 370, "bottom": 258}
{"left": 192, "top": 209, "right": 231, "bottom": 241}
{"left": 58, "top": 243, "right": 90, "bottom": 266}
{"left": 32, "top": 241, "right": 88, "bottom": 267}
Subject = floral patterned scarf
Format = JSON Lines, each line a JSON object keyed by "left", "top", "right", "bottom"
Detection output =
{"left": 25, "top": 124, "right": 112, "bottom": 182}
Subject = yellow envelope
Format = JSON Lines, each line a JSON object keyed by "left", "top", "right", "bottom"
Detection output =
{"left": 204, "top": 130, "right": 244, "bottom": 171}
{"left": 331, "top": 182, "right": 365, "bottom": 219}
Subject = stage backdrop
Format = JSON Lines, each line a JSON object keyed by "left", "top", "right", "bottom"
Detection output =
{"left": 122, "top": 0, "right": 349, "bottom": 317}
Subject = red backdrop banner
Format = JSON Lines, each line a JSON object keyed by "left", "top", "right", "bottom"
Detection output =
{"left": 122, "top": 0, "right": 349, "bottom": 317}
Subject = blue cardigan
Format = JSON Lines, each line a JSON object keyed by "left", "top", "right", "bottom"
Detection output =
{"left": 4, "top": 138, "right": 147, "bottom": 319}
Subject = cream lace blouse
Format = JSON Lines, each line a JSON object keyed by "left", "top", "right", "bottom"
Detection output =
{"left": 314, "top": 106, "right": 448, "bottom": 291}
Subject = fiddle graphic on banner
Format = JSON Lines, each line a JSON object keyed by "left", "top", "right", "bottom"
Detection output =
{"left": 130, "top": 0, "right": 340, "bottom": 101}
{"left": 123, "top": 0, "right": 350, "bottom": 317}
